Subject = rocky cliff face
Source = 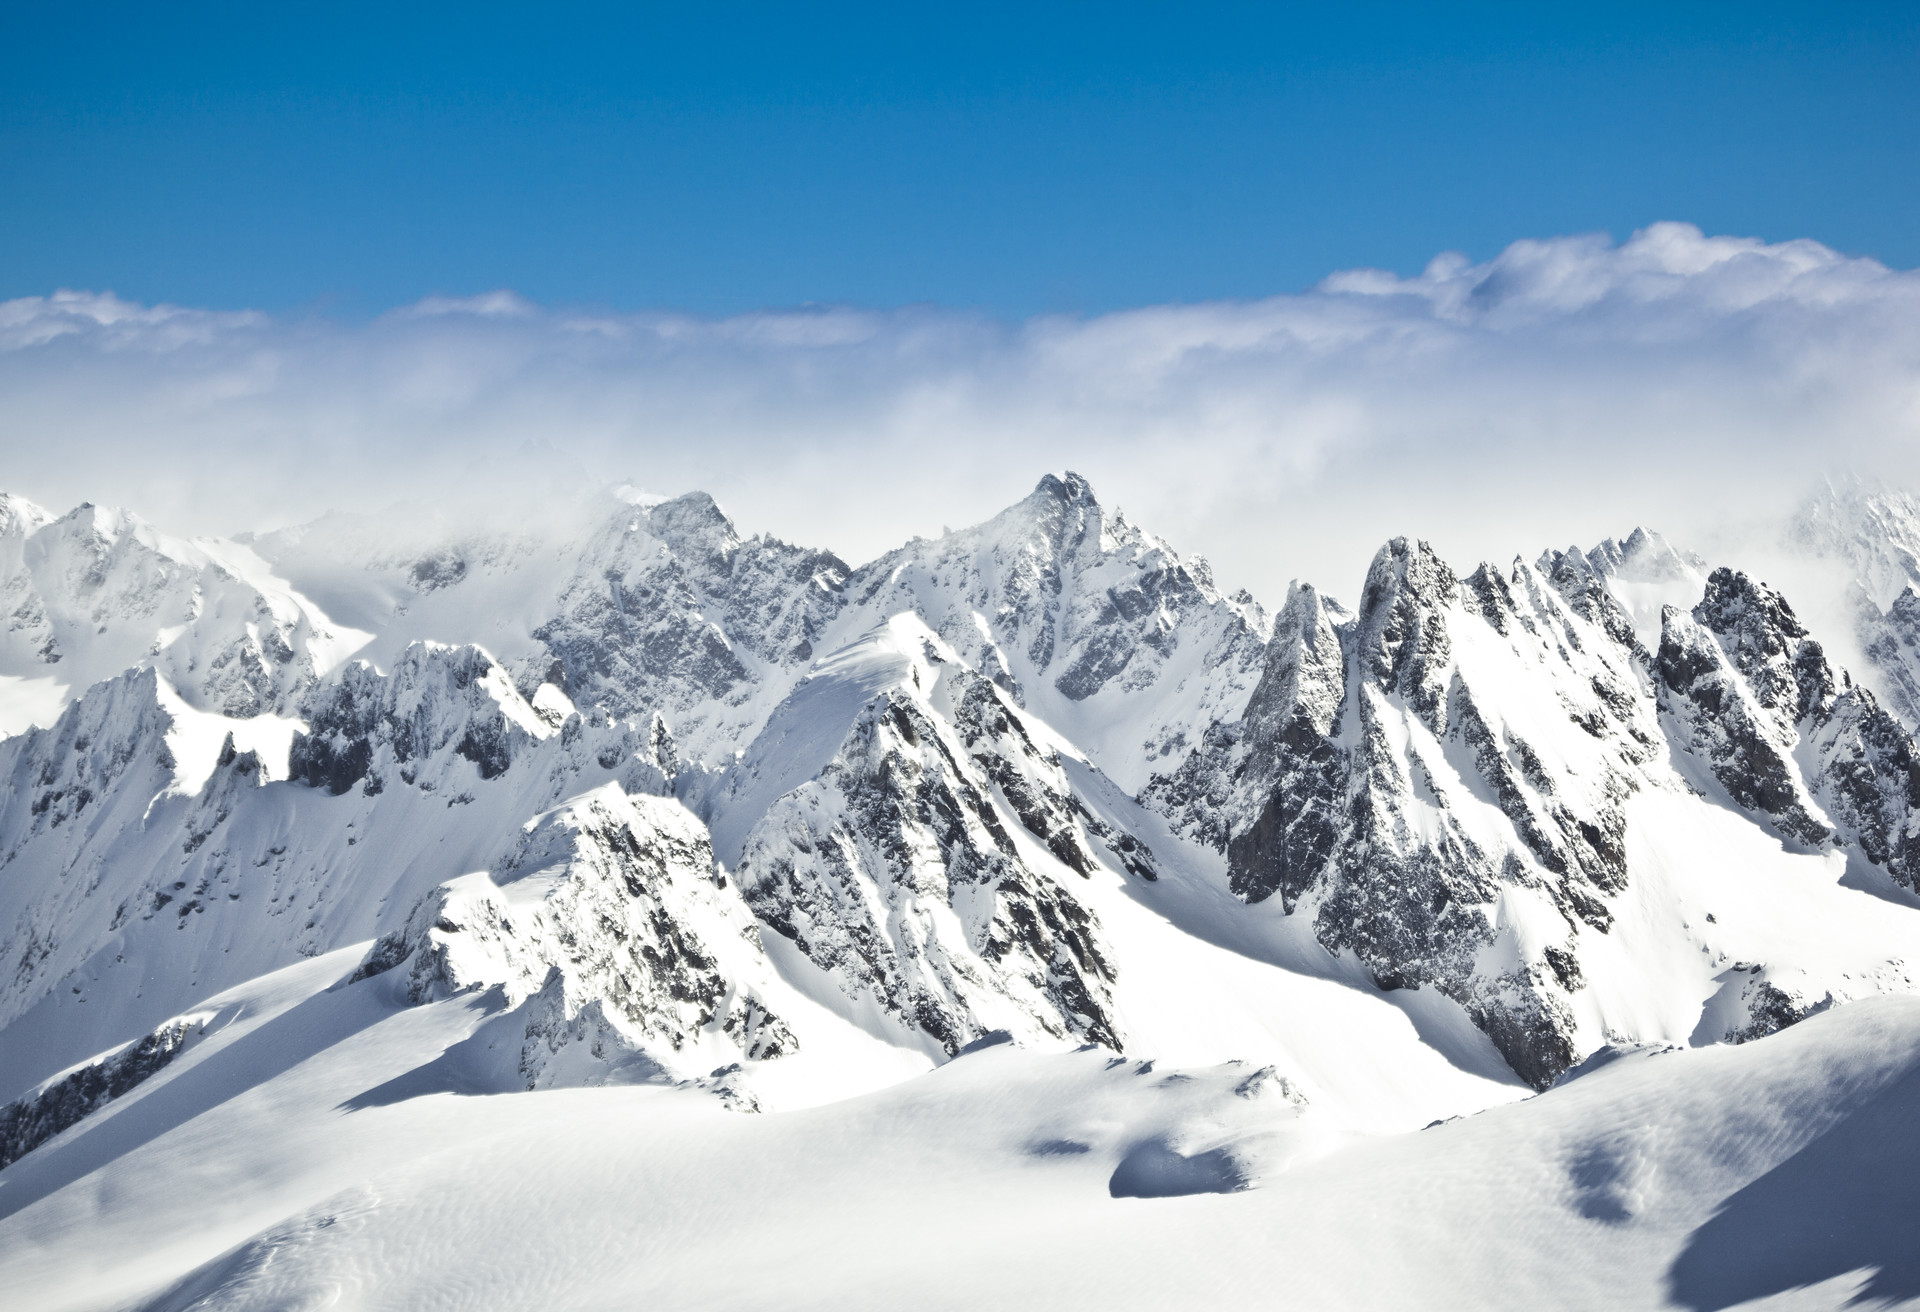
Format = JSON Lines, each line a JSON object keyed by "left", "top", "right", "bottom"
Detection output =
{"left": 1662, "top": 568, "right": 1920, "bottom": 890}
{"left": 731, "top": 618, "right": 1128, "bottom": 1058}
{"left": 1148, "top": 535, "right": 1920, "bottom": 1089}
{"left": 0, "top": 640, "right": 679, "bottom": 1099}
{"left": 358, "top": 786, "right": 795, "bottom": 1092}
{"left": 533, "top": 492, "right": 850, "bottom": 762}
{"left": 1152, "top": 540, "right": 1656, "bottom": 1087}
{"left": 0, "top": 1009, "right": 214, "bottom": 1170}
{"left": 1790, "top": 479, "right": 1920, "bottom": 732}
{"left": 1793, "top": 479, "right": 1920, "bottom": 612}
{"left": 289, "top": 640, "right": 682, "bottom": 805}
{"left": 831, "top": 473, "right": 1270, "bottom": 795}
{"left": 1542, "top": 526, "right": 1708, "bottom": 651}
{"left": 1859, "top": 585, "right": 1920, "bottom": 729}
{"left": 236, "top": 473, "right": 1261, "bottom": 798}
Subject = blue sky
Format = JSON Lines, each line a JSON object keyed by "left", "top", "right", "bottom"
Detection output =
{"left": 3, "top": 2, "right": 1917, "bottom": 316}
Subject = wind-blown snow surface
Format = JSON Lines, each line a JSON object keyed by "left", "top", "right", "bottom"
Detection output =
{"left": 5, "top": 973, "right": 1919, "bottom": 1311}
{"left": 6, "top": 471, "right": 1920, "bottom": 1310}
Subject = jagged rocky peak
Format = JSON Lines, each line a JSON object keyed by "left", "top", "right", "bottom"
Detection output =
{"left": 635, "top": 488, "right": 851, "bottom": 631}
{"left": 1860, "top": 583, "right": 1920, "bottom": 729}
{"left": 729, "top": 614, "right": 1129, "bottom": 1059}
{"left": 256, "top": 481, "right": 1054, "bottom": 756}
{"left": 0, "top": 667, "right": 281, "bottom": 1043}
{"left": 1691, "top": 568, "right": 1834, "bottom": 717}
{"left": 0, "top": 667, "right": 183, "bottom": 856}
{"left": 213, "top": 473, "right": 1261, "bottom": 788}
{"left": 356, "top": 784, "right": 795, "bottom": 1093}
{"left": 532, "top": 491, "right": 850, "bottom": 763}
{"left": 287, "top": 637, "right": 682, "bottom": 806}
{"left": 639, "top": 490, "right": 743, "bottom": 583}
{"left": 1795, "top": 479, "right": 1920, "bottom": 734}
{"left": 1882, "top": 584, "right": 1920, "bottom": 638}
{"left": 0, "top": 637, "right": 696, "bottom": 1098}
{"left": 1150, "top": 536, "right": 1664, "bottom": 1089}
{"left": 0, "top": 489, "right": 350, "bottom": 724}
{"left": 1537, "top": 526, "right": 1708, "bottom": 651}
{"left": 1356, "top": 537, "right": 1458, "bottom": 721}
{"left": 946, "top": 657, "right": 1160, "bottom": 884}
{"left": 1791, "top": 476, "right": 1920, "bottom": 611}
{"left": 1585, "top": 526, "right": 1708, "bottom": 583}
{"left": 1533, "top": 545, "right": 1639, "bottom": 651}
{"left": 1139, "top": 580, "right": 1349, "bottom": 863}
{"left": 1256, "top": 582, "right": 1349, "bottom": 734}
{"left": 0, "top": 489, "right": 55, "bottom": 537}
{"left": 838, "top": 472, "right": 1269, "bottom": 793}
{"left": 1214, "top": 581, "right": 1352, "bottom": 901}
{"left": 290, "top": 641, "right": 564, "bottom": 795}
{"left": 1659, "top": 567, "right": 1920, "bottom": 889}
{"left": 1657, "top": 579, "right": 1833, "bottom": 847}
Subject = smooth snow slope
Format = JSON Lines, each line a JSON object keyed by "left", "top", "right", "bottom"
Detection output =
{"left": 3, "top": 958, "right": 1916, "bottom": 1312}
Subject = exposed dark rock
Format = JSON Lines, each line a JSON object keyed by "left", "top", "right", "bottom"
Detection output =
{"left": 532, "top": 493, "right": 849, "bottom": 756}
{"left": 738, "top": 687, "right": 1122, "bottom": 1056}
{"left": 291, "top": 644, "right": 542, "bottom": 794}
{"left": 0, "top": 1015, "right": 206, "bottom": 1170}
{"left": 1148, "top": 540, "right": 1657, "bottom": 1088}
{"left": 1660, "top": 568, "right": 1920, "bottom": 889}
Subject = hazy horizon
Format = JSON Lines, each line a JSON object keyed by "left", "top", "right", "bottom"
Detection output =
{"left": 6, "top": 221, "right": 1920, "bottom": 603}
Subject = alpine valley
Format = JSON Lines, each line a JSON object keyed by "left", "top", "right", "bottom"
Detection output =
{"left": 4, "top": 472, "right": 1920, "bottom": 1312}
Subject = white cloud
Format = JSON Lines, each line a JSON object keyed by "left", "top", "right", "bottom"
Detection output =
{"left": 3, "top": 221, "right": 1919, "bottom": 601}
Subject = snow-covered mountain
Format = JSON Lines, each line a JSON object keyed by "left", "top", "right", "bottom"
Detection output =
{"left": 6, "top": 472, "right": 1920, "bottom": 1311}
{"left": 1791, "top": 477, "right": 1920, "bottom": 735}
{"left": 1145, "top": 536, "right": 1920, "bottom": 1088}
{"left": 0, "top": 493, "right": 361, "bottom": 737}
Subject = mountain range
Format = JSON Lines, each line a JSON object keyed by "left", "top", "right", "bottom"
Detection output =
{"left": 4, "top": 472, "right": 1920, "bottom": 1311}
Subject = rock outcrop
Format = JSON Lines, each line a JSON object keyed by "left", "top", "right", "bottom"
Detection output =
{"left": 357, "top": 786, "right": 796, "bottom": 1090}
{"left": 732, "top": 618, "right": 1128, "bottom": 1057}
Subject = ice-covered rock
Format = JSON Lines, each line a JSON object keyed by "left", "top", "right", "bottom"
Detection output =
{"left": 1789, "top": 478, "right": 1920, "bottom": 731}
{"left": 356, "top": 785, "right": 795, "bottom": 1089}
{"left": 0, "top": 646, "right": 681, "bottom": 1099}
{"left": 1859, "top": 584, "right": 1920, "bottom": 728}
{"left": 730, "top": 617, "right": 1128, "bottom": 1057}
{"left": 1149, "top": 539, "right": 1661, "bottom": 1087}
{"left": 1661, "top": 568, "right": 1920, "bottom": 890}
{"left": 12, "top": 474, "right": 1920, "bottom": 1132}
{"left": 533, "top": 492, "right": 850, "bottom": 761}
{"left": 1542, "top": 526, "right": 1709, "bottom": 651}
{"left": 290, "top": 642, "right": 560, "bottom": 795}
{"left": 1792, "top": 477, "right": 1920, "bottom": 612}
{"left": 245, "top": 475, "right": 1259, "bottom": 796}
{"left": 830, "top": 473, "right": 1269, "bottom": 794}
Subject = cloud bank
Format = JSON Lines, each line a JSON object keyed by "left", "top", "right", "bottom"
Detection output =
{"left": 4, "top": 222, "right": 1919, "bottom": 600}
